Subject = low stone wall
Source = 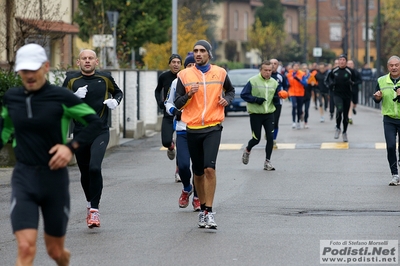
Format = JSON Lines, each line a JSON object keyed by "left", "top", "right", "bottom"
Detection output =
{"left": 0, "top": 128, "right": 121, "bottom": 167}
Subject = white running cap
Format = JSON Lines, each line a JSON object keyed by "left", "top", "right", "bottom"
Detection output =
{"left": 15, "top": 43, "right": 48, "bottom": 72}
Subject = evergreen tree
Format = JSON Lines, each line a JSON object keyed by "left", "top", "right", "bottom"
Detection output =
{"left": 255, "top": 0, "right": 285, "bottom": 28}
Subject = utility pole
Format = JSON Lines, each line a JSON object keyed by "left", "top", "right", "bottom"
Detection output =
{"left": 316, "top": 0, "right": 319, "bottom": 63}
{"left": 172, "top": 0, "right": 178, "bottom": 54}
{"left": 350, "top": 0, "right": 355, "bottom": 64}
{"left": 365, "top": 0, "right": 370, "bottom": 66}
{"left": 376, "top": 0, "right": 381, "bottom": 77}
{"left": 343, "top": 0, "right": 348, "bottom": 55}
{"left": 303, "top": 0, "right": 308, "bottom": 63}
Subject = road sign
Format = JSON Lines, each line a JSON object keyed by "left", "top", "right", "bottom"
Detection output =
{"left": 92, "top": 35, "right": 114, "bottom": 47}
{"left": 313, "top": 47, "right": 322, "bottom": 57}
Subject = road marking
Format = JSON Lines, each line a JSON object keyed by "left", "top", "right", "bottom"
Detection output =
{"left": 219, "top": 144, "right": 243, "bottom": 150}
{"left": 159, "top": 142, "right": 390, "bottom": 150}
{"left": 375, "top": 143, "right": 386, "bottom": 149}
{"left": 276, "top": 143, "right": 296, "bottom": 149}
{"left": 320, "top": 142, "right": 349, "bottom": 149}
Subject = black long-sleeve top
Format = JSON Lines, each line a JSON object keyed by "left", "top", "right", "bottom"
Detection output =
{"left": 63, "top": 70, "right": 123, "bottom": 130}
{"left": 0, "top": 82, "right": 102, "bottom": 166}
{"left": 154, "top": 70, "right": 178, "bottom": 117}
{"left": 325, "top": 66, "right": 355, "bottom": 99}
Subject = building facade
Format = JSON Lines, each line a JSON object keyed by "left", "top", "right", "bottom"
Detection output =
{"left": 302, "top": 0, "right": 378, "bottom": 66}
{"left": 0, "top": 0, "right": 78, "bottom": 70}
{"left": 212, "top": 0, "right": 378, "bottom": 66}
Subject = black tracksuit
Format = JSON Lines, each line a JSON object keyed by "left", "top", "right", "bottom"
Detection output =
{"left": 63, "top": 71, "right": 123, "bottom": 209}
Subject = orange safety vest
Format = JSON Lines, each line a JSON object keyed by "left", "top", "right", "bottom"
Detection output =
{"left": 178, "top": 65, "right": 227, "bottom": 129}
{"left": 307, "top": 70, "right": 318, "bottom": 86}
{"left": 287, "top": 70, "right": 305, "bottom": 97}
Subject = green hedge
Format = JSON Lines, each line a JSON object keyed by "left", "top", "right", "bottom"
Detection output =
{"left": 0, "top": 70, "right": 22, "bottom": 104}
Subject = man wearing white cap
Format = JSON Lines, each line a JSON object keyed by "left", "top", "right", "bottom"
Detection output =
{"left": 1, "top": 43, "right": 102, "bottom": 265}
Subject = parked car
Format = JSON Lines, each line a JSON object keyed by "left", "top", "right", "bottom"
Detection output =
{"left": 225, "top": 68, "right": 259, "bottom": 115}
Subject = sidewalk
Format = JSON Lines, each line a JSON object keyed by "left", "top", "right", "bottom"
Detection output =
{"left": 0, "top": 137, "right": 142, "bottom": 187}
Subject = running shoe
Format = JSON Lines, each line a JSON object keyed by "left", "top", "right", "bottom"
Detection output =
{"left": 304, "top": 123, "right": 309, "bottom": 129}
{"left": 205, "top": 212, "right": 217, "bottom": 229}
{"left": 273, "top": 140, "right": 277, "bottom": 149}
{"left": 87, "top": 209, "right": 100, "bottom": 228}
{"left": 296, "top": 122, "right": 301, "bottom": 130}
{"left": 264, "top": 159, "right": 275, "bottom": 171}
{"left": 198, "top": 211, "right": 206, "bottom": 228}
{"left": 348, "top": 118, "right": 353, "bottom": 124}
{"left": 292, "top": 122, "right": 296, "bottom": 129}
{"left": 167, "top": 141, "right": 175, "bottom": 160}
{"left": 334, "top": 127, "right": 341, "bottom": 139}
{"left": 86, "top": 208, "right": 90, "bottom": 224}
{"left": 192, "top": 197, "right": 201, "bottom": 212}
{"left": 174, "top": 172, "right": 181, "bottom": 183}
{"left": 330, "top": 113, "right": 334, "bottom": 120}
{"left": 179, "top": 187, "right": 193, "bottom": 208}
{"left": 352, "top": 108, "right": 357, "bottom": 115}
{"left": 342, "top": 132, "right": 348, "bottom": 142}
{"left": 242, "top": 149, "right": 250, "bottom": 165}
{"left": 389, "top": 175, "right": 399, "bottom": 186}
{"left": 320, "top": 117, "right": 325, "bottom": 123}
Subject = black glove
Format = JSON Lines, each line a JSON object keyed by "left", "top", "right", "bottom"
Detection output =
{"left": 172, "top": 108, "right": 182, "bottom": 121}
{"left": 255, "top": 97, "right": 266, "bottom": 105}
{"left": 158, "top": 101, "right": 165, "bottom": 110}
{"left": 393, "top": 86, "right": 400, "bottom": 102}
{"left": 175, "top": 110, "right": 182, "bottom": 121}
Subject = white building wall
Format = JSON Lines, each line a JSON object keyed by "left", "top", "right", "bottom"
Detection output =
{"left": 49, "top": 69, "right": 160, "bottom": 139}
{"left": 139, "top": 71, "right": 158, "bottom": 127}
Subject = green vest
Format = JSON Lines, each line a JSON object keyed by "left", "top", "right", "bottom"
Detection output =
{"left": 377, "top": 74, "right": 400, "bottom": 119}
{"left": 246, "top": 74, "right": 278, "bottom": 114}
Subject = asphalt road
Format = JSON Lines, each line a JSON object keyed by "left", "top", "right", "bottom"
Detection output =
{"left": 0, "top": 102, "right": 399, "bottom": 266}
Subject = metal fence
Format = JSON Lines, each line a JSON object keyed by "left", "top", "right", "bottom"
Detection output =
{"left": 359, "top": 80, "right": 380, "bottom": 109}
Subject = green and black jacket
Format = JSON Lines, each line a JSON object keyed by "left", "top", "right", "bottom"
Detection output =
{"left": 0, "top": 82, "right": 102, "bottom": 166}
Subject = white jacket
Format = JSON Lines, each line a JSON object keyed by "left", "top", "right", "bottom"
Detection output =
{"left": 164, "top": 78, "right": 187, "bottom": 132}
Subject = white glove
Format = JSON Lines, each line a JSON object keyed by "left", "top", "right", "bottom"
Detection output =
{"left": 103, "top": 99, "right": 118, "bottom": 110}
{"left": 74, "top": 85, "right": 88, "bottom": 98}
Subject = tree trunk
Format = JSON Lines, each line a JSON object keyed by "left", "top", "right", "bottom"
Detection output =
{"left": 5, "top": 0, "right": 16, "bottom": 71}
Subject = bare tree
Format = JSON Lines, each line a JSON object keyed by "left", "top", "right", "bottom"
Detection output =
{"left": 0, "top": 0, "right": 67, "bottom": 71}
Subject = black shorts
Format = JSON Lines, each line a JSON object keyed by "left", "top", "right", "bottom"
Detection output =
{"left": 10, "top": 162, "right": 70, "bottom": 237}
{"left": 187, "top": 126, "right": 222, "bottom": 176}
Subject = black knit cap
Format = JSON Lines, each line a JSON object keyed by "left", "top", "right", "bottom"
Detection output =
{"left": 194, "top": 40, "right": 213, "bottom": 59}
{"left": 184, "top": 52, "right": 195, "bottom": 68}
{"left": 168, "top": 53, "right": 182, "bottom": 64}
{"left": 338, "top": 54, "right": 347, "bottom": 60}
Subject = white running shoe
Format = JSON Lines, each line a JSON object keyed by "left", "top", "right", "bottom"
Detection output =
{"left": 242, "top": 149, "right": 250, "bottom": 165}
{"left": 342, "top": 133, "right": 348, "bottom": 142}
{"left": 264, "top": 159, "right": 275, "bottom": 171}
{"left": 174, "top": 172, "right": 181, "bottom": 183}
{"left": 205, "top": 212, "right": 217, "bottom": 229}
{"left": 198, "top": 211, "right": 206, "bottom": 228}
{"left": 389, "top": 175, "right": 399, "bottom": 186}
{"left": 334, "top": 127, "right": 341, "bottom": 139}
